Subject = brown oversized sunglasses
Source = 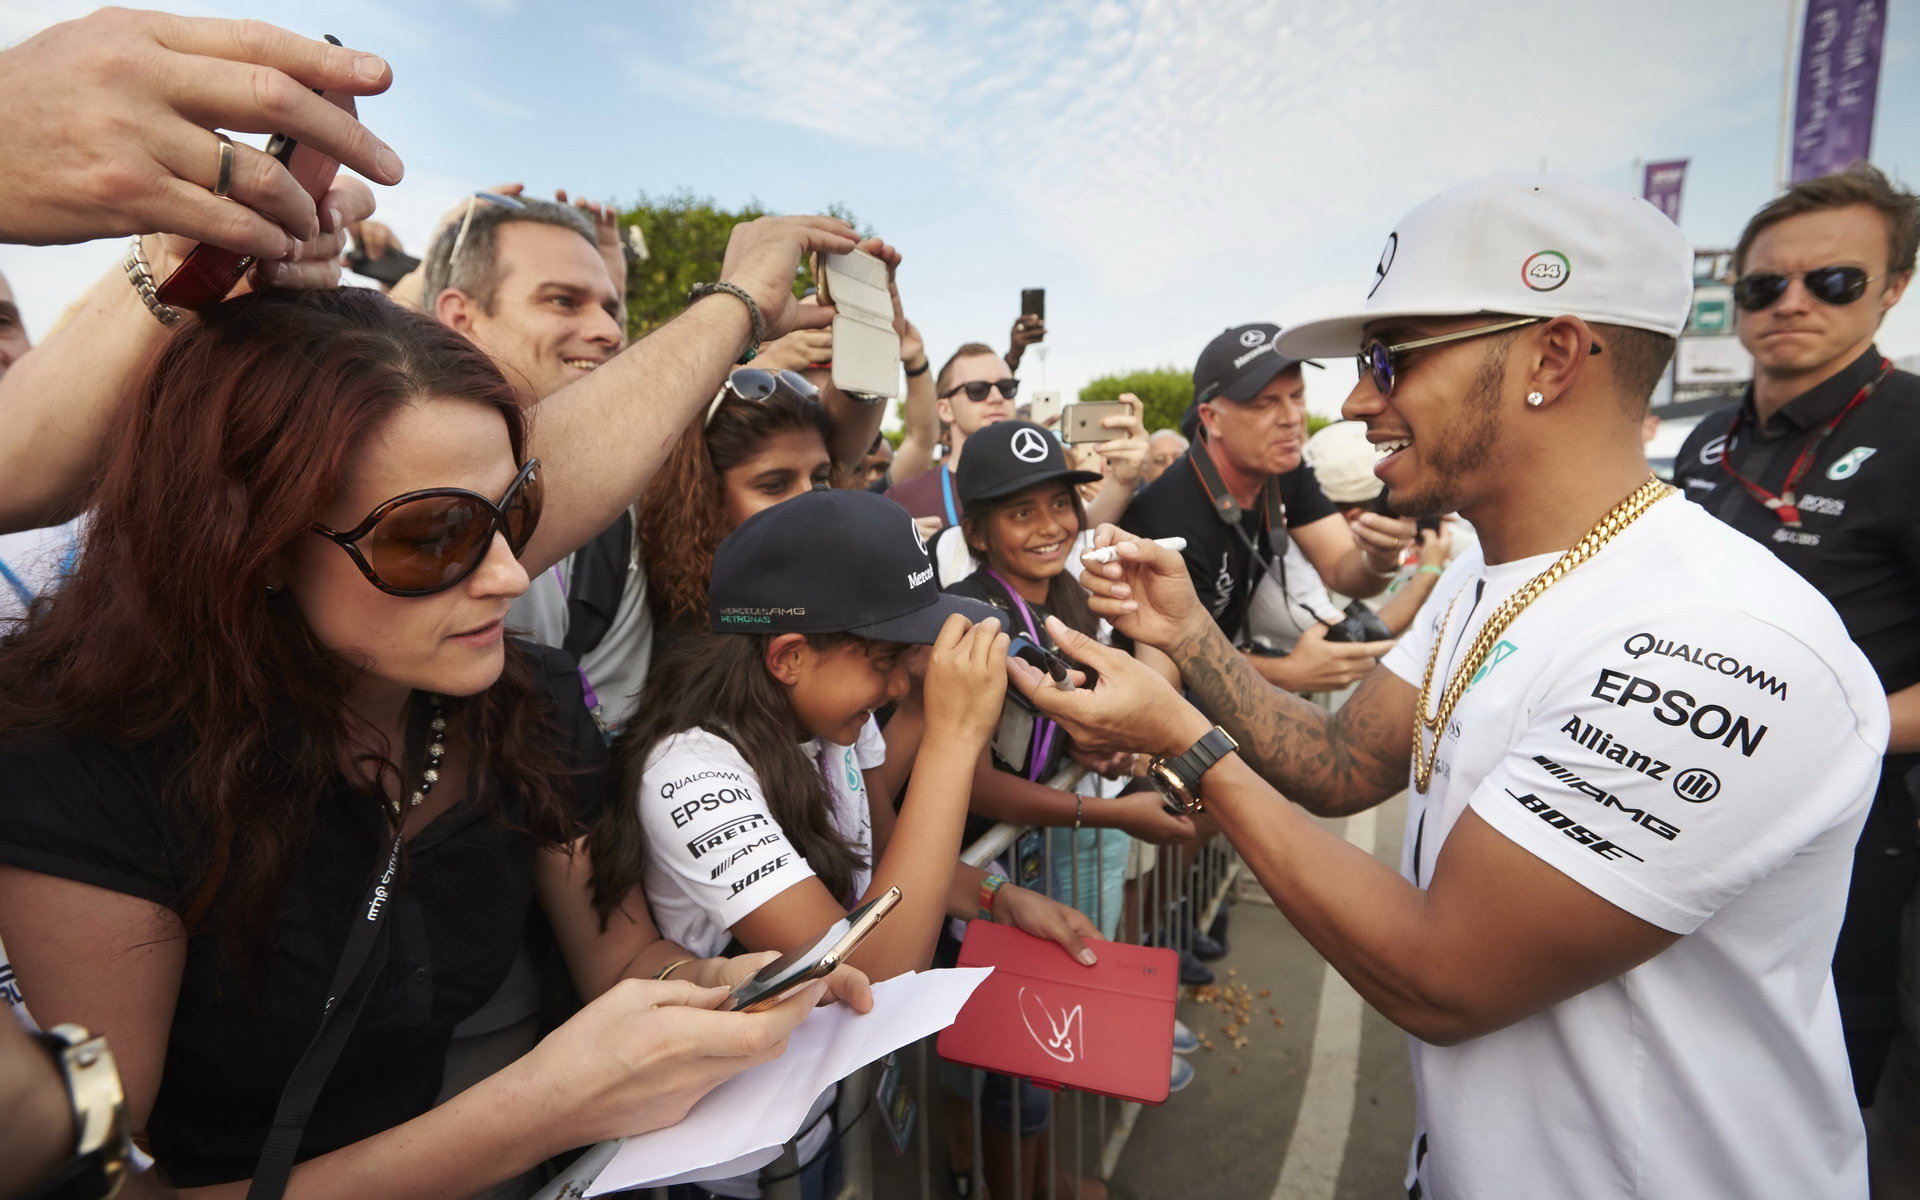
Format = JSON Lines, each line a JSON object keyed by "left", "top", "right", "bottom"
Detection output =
{"left": 309, "top": 459, "right": 542, "bottom": 596}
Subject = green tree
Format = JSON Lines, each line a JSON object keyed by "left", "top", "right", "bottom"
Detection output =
{"left": 1081, "top": 366, "right": 1334, "bottom": 438}
{"left": 617, "top": 192, "right": 862, "bottom": 340}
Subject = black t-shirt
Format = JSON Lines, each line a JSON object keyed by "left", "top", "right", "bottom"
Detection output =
{"left": 1672, "top": 347, "right": 1920, "bottom": 697}
{"left": 0, "top": 640, "right": 607, "bottom": 1187}
{"left": 1122, "top": 450, "right": 1338, "bottom": 642}
{"left": 1672, "top": 345, "right": 1920, "bottom": 861}
{"left": 946, "top": 571, "right": 1078, "bottom": 783}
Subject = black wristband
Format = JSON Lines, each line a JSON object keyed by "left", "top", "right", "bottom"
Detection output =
{"left": 903, "top": 359, "right": 930, "bottom": 377}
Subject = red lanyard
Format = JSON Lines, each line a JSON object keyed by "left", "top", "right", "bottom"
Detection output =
{"left": 1720, "top": 358, "right": 1889, "bottom": 527}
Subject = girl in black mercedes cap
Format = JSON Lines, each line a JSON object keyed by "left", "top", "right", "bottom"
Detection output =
{"left": 595, "top": 490, "right": 1103, "bottom": 1200}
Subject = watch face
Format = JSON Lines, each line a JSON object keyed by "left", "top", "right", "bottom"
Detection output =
{"left": 1149, "top": 762, "right": 1196, "bottom": 814}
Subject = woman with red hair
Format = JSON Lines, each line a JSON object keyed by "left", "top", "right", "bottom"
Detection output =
{"left": 0, "top": 287, "right": 864, "bottom": 1195}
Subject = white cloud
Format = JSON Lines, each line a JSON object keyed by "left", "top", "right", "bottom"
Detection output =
{"left": 624, "top": 0, "right": 1791, "bottom": 399}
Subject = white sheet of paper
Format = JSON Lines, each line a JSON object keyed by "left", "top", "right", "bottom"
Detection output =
{"left": 583, "top": 967, "right": 992, "bottom": 1196}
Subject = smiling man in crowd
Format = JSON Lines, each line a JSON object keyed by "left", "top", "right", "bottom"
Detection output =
{"left": 886, "top": 341, "right": 1021, "bottom": 526}
{"left": 1672, "top": 164, "right": 1920, "bottom": 1142}
{"left": 1016, "top": 175, "right": 1888, "bottom": 1199}
{"left": 421, "top": 197, "right": 647, "bottom": 731}
{"left": 1122, "top": 323, "right": 1408, "bottom": 695}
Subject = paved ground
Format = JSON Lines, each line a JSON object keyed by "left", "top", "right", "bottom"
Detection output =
{"left": 1108, "top": 797, "right": 1415, "bottom": 1200}
{"left": 862, "top": 796, "right": 1416, "bottom": 1200}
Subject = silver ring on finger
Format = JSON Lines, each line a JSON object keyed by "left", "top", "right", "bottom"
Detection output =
{"left": 212, "top": 133, "right": 235, "bottom": 199}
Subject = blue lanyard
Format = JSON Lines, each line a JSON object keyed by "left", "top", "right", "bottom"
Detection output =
{"left": 939, "top": 466, "right": 958, "bottom": 527}
{"left": 0, "top": 560, "right": 32, "bottom": 609}
{"left": 0, "top": 525, "right": 82, "bottom": 610}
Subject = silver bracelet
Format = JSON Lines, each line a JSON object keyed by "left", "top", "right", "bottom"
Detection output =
{"left": 123, "top": 236, "right": 183, "bottom": 327}
{"left": 687, "top": 281, "right": 765, "bottom": 364}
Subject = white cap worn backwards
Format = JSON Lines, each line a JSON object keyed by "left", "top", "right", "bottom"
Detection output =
{"left": 1278, "top": 173, "right": 1694, "bottom": 360}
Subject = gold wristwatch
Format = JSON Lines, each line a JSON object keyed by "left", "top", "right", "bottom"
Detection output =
{"left": 1147, "top": 727, "right": 1239, "bottom": 815}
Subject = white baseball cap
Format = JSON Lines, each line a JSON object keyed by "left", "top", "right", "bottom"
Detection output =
{"left": 1277, "top": 174, "right": 1693, "bottom": 360}
{"left": 1302, "top": 420, "right": 1385, "bottom": 504}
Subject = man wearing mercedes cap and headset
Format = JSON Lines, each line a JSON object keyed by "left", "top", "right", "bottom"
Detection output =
{"left": 1007, "top": 174, "right": 1888, "bottom": 1199}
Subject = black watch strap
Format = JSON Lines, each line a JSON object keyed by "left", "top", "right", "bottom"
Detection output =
{"left": 1150, "top": 726, "right": 1239, "bottom": 814}
{"left": 1167, "top": 727, "right": 1238, "bottom": 792}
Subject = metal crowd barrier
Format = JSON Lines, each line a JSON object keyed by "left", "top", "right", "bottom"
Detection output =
{"left": 606, "top": 761, "right": 1242, "bottom": 1200}
{"left": 847, "top": 763, "right": 1244, "bottom": 1200}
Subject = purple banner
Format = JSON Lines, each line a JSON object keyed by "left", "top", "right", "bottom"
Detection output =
{"left": 1791, "top": 0, "right": 1885, "bottom": 183}
{"left": 1642, "top": 160, "right": 1688, "bottom": 224}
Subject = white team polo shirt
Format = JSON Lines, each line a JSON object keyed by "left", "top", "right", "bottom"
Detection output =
{"left": 1381, "top": 497, "right": 1882, "bottom": 1200}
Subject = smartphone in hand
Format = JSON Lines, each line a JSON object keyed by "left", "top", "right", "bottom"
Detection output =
{"left": 726, "top": 887, "right": 902, "bottom": 1012}
{"left": 815, "top": 250, "right": 902, "bottom": 404}
{"left": 1062, "top": 400, "right": 1130, "bottom": 445}
{"left": 1021, "top": 288, "right": 1046, "bottom": 324}
{"left": 156, "top": 36, "right": 355, "bottom": 310}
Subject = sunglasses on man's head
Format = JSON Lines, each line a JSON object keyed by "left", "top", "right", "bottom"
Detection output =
{"left": 444, "top": 191, "right": 527, "bottom": 278}
{"left": 941, "top": 378, "right": 1020, "bottom": 403}
{"left": 309, "top": 459, "right": 542, "bottom": 597}
{"left": 1731, "top": 266, "right": 1877, "bottom": 312}
{"left": 704, "top": 368, "right": 819, "bottom": 428}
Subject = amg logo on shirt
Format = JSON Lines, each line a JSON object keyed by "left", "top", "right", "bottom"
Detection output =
{"left": 730, "top": 853, "right": 792, "bottom": 896}
{"left": 1506, "top": 789, "right": 1646, "bottom": 863}
{"left": 1558, "top": 716, "right": 1670, "bottom": 780}
{"left": 710, "top": 833, "right": 784, "bottom": 879}
{"left": 687, "top": 813, "right": 774, "bottom": 858}
{"left": 1531, "top": 754, "right": 1681, "bottom": 840}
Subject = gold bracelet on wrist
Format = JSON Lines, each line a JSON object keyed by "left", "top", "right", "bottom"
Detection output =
{"left": 655, "top": 958, "right": 695, "bottom": 982}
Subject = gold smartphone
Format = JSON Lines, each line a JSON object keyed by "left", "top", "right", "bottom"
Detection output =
{"left": 726, "top": 886, "right": 902, "bottom": 1012}
{"left": 1063, "top": 400, "right": 1131, "bottom": 445}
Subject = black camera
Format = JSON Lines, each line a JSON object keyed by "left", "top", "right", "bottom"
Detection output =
{"left": 1321, "top": 599, "right": 1391, "bottom": 644}
{"left": 1368, "top": 488, "right": 1442, "bottom": 533}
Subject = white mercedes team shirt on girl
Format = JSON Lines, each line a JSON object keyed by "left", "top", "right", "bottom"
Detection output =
{"left": 633, "top": 717, "right": 885, "bottom": 1198}
{"left": 638, "top": 719, "right": 884, "bottom": 960}
{"left": 1378, "top": 497, "right": 1882, "bottom": 1200}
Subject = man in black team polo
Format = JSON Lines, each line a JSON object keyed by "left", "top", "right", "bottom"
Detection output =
{"left": 1122, "top": 324, "right": 1410, "bottom": 693}
{"left": 1672, "top": 163, "right": 1920, "bottom": 1118}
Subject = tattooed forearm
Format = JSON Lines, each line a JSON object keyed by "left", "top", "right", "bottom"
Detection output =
{"left": 1168, "top": 623, "right": 1412, "bottom": 816}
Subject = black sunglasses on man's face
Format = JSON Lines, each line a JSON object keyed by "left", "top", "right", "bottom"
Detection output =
{"left": 941, "top": 378, "right": 1020, "bottom": 403}
{"left": 1732, "top": 265, "right": 1877, "bottom": 312}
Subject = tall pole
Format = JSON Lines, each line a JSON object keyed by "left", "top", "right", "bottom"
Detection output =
{"left": 1775, "top": 0, "right": 1801, "bottom": 192}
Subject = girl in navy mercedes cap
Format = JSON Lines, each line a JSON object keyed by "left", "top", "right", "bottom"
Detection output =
{"left": 591, "top": 490, "right": 1102, "bottom": 1200}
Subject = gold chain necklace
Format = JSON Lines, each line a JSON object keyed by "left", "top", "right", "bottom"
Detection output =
{"left": 1412, "top": 475, "right": 1676, "bottom": 793}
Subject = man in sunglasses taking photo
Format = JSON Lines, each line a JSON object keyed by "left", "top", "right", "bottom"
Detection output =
{"left": 885, "top": 342, "right": 1024, "bottom": 526}
{"left": 1011, "top": 174, "right": 1887, "bottom": 1199}
{"left": 1672, "top": 163, "right": 1920, "bottom": 1138}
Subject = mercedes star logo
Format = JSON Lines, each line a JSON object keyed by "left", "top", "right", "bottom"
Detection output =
{"left": 1010, "top": 427, "right": 1051, "bottom": 463}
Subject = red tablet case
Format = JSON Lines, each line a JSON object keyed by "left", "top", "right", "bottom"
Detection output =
{"left": 936, "top": 921, "right": 1179, "bottom": 1105}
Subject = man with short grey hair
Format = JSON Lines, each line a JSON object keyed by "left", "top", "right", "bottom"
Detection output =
{"left": 1142, "top": 427, "right": 1187, "bottom": 484}
{"left": 423, "top": 196, "right": 625, "bottom": 404}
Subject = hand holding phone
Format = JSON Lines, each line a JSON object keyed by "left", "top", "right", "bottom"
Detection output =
{"left": 1063, "top": 400, "right": 1131, "bottom": 445}
{"left": 815, "top": 249, "right": 902, "bottom": 404}
{"left": 156, "top": 41, "right": 357, "bottom": 310}
{"left": 726, "top": 888, "right": 902, "bottom": 1012}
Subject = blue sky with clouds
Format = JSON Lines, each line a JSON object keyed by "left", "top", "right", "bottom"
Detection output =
{"left": 5, "top": 0, "right": 1919, "bottom": 419}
